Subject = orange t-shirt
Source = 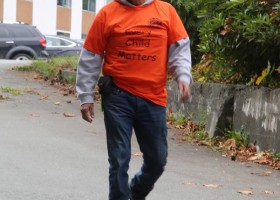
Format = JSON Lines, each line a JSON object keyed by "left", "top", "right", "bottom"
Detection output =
{"left": 84, "top": 0, "right": 188, "bottom": 107}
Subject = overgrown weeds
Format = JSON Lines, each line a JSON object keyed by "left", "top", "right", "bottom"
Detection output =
{"left": 1, "top": 87, "right": 23, "bottom": 95}
{"left": 16, "top": 56, "right": 78, "bottom": 81}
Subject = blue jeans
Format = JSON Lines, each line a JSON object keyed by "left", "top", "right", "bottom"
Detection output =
{"left": 103, "top": 86, "right": 168, "bottom": 200}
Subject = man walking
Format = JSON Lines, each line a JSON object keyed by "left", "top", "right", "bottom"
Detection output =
{"left": 76, "top": 0, "right": 192, "bottom": 199}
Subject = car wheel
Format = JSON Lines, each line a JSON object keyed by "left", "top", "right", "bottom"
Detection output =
{"left": 13, "top": 53, "right": 32, "bottom": 60}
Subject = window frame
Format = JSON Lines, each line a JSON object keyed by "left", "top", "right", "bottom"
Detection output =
{"left": 83, "top": 0, "right": 96, "bottom": 12}
{"left": 57, "top": 0, "right": 71, "bottom": 8}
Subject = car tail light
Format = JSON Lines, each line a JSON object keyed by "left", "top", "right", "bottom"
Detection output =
{"left": 39, "top": 39, "right": 46, "bottom": 47}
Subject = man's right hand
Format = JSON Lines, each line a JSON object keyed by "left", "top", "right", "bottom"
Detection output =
{"left": 80, "top": 103, "right": 94, "bottom": 123}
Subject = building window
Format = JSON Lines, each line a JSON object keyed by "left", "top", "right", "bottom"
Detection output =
{"left": 83, "top": 0, "right": 95, "bottom": 12}
{"left": 81, "top": 34, "right": 87, "bottom": 39}
{"left": 57, "top": 31, "right": 70, "bottom": 37}
{"left": 57, "top": 0, "right": 71, "bottom": 7}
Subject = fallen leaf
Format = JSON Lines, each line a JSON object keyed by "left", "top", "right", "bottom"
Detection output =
{"left": 251, "top": 170, "right": 272, "bottom": 176}
{"left": 238, "top": 190, "right": 253, "bottom": 195}
{"left": 40, "top": 95, "right": 49, "bottom": 100}
{"left": 263, "top": 170, "right": 272, "bottom": 176}
{"left": 63, "top": 112, "right": 76, "bottom": 117}
{"left": 255, "top": 64, "right": 271, "bottom": 85}
{"left": 248, "top": 152, "right": 264, "bottom": 161}
{"left": 29, "top": 113, "right": 39, "bottom": 117}
{"left": 255, "top": 157, "right": 270, "bottom": 164}
{"left": 264, "top": 190, "right": 274, "bottom": 195}
{"left": 203, "top": 184, "right": 222, "bottom": 188}
{"left": 182, "top": 181, "right": 195, "bottom": 186}
{"left": 0, "top": 95, "right": 6, "bottom": 100}
{"left": 222, "top": 138, "right": 236, "bottom": 152}
{"left": 132, "top": 152, "right": 143, "bottom": 157}
{"left": 33, "top": 75, "right": 40, "bottom": 79}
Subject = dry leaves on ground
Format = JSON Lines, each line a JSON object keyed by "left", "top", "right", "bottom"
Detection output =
{"left": 29, "top": 113, "right": 40, "bottom": 117}
{"left": 169, "top": 117, "right": 280, "bottom": 170}
{"left": 131, "top": 152, "right": 143, "bottom": 157}
{"left": 182, "top": 181, "right": 195, "bottom": 186}
{"left": 63, "top": 112, "right": 76, "bottom": 117}
{"left": 203, "top": 184, "right": 222, "bottom": 188}
{"left": 238, "top": 190, "right": 253, "bottom": 195}
{"left": 40, "top": 95, "right": 49, "bottom": 100}
{"left": 265, "top": 190, "right": 274, "bottom": 195}
{"left": 0, "top": 95, "right": 7, "bottom": 100}
{"left": 251, "top": 170, "right": 272, "bottom": 177}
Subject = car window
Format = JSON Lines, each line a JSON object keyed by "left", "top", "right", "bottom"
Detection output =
{"left": 60, "top": 39, "right": 72, "bottom": 46}
{"left": 0, "top": 27, "right": 10, "bottom": 38}
{"left": 10, "top": 26, "right": 35, "bottom": 37}
{"left": 46, "top": 37, "right": 75, "bottom": 47}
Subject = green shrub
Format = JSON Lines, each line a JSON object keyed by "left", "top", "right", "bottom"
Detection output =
{"left": 198, "top": 0, "right": 279, "bottom": 84}
{"left": 165, "top": 0, "right": 280, "bottom": 88}
{"left": 224, "top": 129, "right": 250, "bottom": 147}
{"left": 163, "top": 0, "right": 204, "bottom": 64}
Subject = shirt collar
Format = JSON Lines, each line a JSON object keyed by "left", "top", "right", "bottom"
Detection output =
{"left": 115, "top": 0, "right": 154, "bottom": 6}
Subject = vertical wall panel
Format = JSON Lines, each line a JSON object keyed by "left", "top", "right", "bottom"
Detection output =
{"left": 0, "top": 0, "right": 3, "bottom": 21}
{"left": 82, "top": 11, "right": 95, "bottom": 37}
{"left": 33, "top": 0, "right": 57, "bottom": 35}
{"left": 3, "top": 0, "right": 17, "bottom": 23}
{"left": 70, "top": 0, "right": 82, "bottom": 39}
{"left": 57, "top": 6, "right": 71, "bottom": 32}
{"left": 16, "top": 0, "right": 32, "bottom": 24}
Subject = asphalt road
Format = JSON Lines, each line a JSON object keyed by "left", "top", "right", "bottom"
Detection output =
{"left": 0, "top": 60, "right": 280, "bottom": 200}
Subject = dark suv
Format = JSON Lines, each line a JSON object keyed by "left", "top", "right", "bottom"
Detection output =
{"left": 0, "top": 23, "right": 49, "bottom": 60}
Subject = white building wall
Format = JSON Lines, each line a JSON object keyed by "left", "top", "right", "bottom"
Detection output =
{"left": 70, "top": 0, "right": 83, "bottom": 39}
{"left": 32, "top": 0, "right": 57, "bottom": 35}
{"left": 3, "top": 0, "right": 16, "bottom": 23}
{"left": 96, "top": 0, "right": 107, "bottom": 13}
{"left": 1, "top": 0, "right": 109, "bottom": 37}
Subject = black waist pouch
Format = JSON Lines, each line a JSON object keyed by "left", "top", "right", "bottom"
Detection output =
{"left": 98, "top": 76, "right": 112, "bottom": 96}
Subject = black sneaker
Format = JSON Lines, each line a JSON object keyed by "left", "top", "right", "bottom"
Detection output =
{"left": 129, "top": 181, "right": 146, "bottom": 200}
{"left": 129, "top": 195, "right": 146, "bottom": 200}
{"left": 129, "top": 188, "right": 146, "bottom": 200}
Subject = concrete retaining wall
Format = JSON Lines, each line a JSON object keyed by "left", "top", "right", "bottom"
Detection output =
{"left": 167, "top": 82, "right": 280, "bottom": 152}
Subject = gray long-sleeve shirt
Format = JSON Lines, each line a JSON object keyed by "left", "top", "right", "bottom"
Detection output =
{"left": 76, "top": 0, "right": 192, "bottom": 105}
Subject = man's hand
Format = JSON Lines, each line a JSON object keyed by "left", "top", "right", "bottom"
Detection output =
{"left": 177, "top": 80, "right": 191, "bottom": 102}
{"left": 80, "top": 103, "right": 94, "bottom": 123}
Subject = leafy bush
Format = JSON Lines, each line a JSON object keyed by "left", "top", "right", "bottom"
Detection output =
{"left": 165, "top": 0, "right": 280, "bottom": 88}
{"left": 163, "top": 0, "right": 204, "bottom": 64}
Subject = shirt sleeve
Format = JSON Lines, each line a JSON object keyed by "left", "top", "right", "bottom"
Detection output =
{"left": 168, "top": 6, "right": 188, "bottom": 46}
{"left": 168, "top": 38, "right": 192, "bottom": 84}
{"left": 75, "top": 48, "right": 103, "bottom": 105}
